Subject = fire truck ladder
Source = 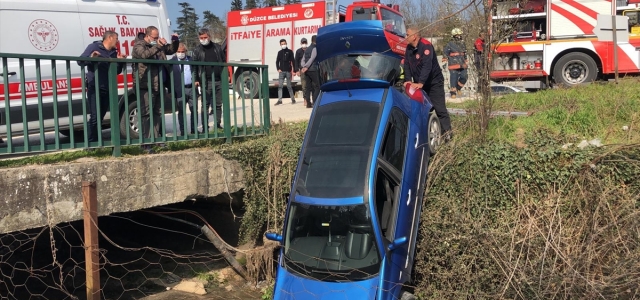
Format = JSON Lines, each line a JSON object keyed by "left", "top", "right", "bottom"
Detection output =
{"left": 326, "top": 0, "right": 349, "bottom": 25}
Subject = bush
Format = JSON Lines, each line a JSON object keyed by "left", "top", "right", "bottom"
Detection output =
{"left": 414, "top": 131, "right": 640, "bottom": 299}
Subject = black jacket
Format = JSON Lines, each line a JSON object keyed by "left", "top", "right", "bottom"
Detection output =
{"left": 192, "top": 42, "right": 225, "bottom": 82}
{"left": 78, "top": 41, "right": 124, "bottom": 90}
{"left": 167, "top": 56, "right": 195, "bottom": 98}
{"left": 276, "top": 48, "right": 295, "bottom": 72}
{"left": 404, "top": 40, "right": 443, "bottom": 87}
{"left": 294, "top": 47, "right": 306, "bottom": 72}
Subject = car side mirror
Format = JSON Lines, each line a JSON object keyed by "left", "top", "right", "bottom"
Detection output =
{"left": 387, "top": 236, "right": 408, "bottom": 252}
{"left": 265, "top": 232, "right": 283, "bottom": 243}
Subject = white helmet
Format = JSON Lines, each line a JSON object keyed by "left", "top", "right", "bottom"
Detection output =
{"left": 451, "top": 28, "right": 463, "bottom": 36}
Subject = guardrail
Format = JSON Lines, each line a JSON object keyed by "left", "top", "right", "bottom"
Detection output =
{"left": 0, "top": 53, "right": 270, "bottom": 157}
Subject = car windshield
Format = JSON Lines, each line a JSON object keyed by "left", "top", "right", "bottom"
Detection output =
{"left": 294, "top": 101, "right": 380, "bottom": 198}
{"left": 319, "top": 53, "right": 402, "bottom": 84}
{"left": 283, "top": 202, "right": 380, "bottom": 282}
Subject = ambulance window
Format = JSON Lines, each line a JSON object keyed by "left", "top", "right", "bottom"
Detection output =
{"left": 380, "top": 108, "right": 409, "bottom": 172}
{"left": 381, "top": 9, "right": 406, "bottom": 37}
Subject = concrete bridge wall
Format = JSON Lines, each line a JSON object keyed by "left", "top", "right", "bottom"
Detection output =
{"left": 0, "top": 150, "right": 244, "bottom": 234}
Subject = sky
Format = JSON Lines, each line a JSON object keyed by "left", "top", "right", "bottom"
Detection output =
{"left": 164, "top": 0, "right": 362, "bottom": 31}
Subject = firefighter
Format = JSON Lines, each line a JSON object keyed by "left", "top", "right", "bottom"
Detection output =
{"left": 443, "top": 28, "right": 468, "bottom": 99}
{"left": 404, "top": 27, "right": 452, "bottom": 138}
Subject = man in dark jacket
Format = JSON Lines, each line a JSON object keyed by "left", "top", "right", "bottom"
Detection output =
{"left": 78, "top": 30, "right": 126, "bottom": 142}
{"left": 168, "top": 43, "right": 198, "bottom": 136}
{"left": 131, "top": 26, "right": 179, "bottom": 142}
{"left": 294, "top": 38, "right": 308, "bottom": 99}
{"left": 191, "top": 28, "right": 225, "bottom": 130}
{"left": 300, "top": 35, "right": 319, "bottom": 108}
{"left": 404, "top": 27, "right": 452, "bottom": 137}
{"left": 275, "top": 38, "right": 296, "bottom": 105}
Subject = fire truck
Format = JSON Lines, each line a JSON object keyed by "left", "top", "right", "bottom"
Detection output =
{"left": 226, "top": 0, "right": 407, "bottom": 99}
{"left": 490, "top": 0, "right": 640, "bottom": 87}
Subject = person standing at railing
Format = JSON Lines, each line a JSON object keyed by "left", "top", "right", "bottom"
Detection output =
{"left": 78, "top": 31, "right": 126, "bottom": 143}
{"left": 191, "top": 28, "right": 225, "bottom": 131}
{"left": 132, "top": 26, "right": 179, "bottom": 147}
{"left": 168, "top": 43, "right": 198, "bottom": 136}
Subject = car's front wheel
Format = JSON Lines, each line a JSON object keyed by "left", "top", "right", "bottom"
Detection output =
{"left": 400, "top": 291, "right": 417, "bottom": 300}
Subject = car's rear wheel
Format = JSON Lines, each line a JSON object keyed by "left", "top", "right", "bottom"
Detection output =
{"left": 428, "top": 111, "right": 441, "bottom": 155}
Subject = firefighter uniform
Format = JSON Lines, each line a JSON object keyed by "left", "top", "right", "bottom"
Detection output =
{"left": 404, "top": 38, "right": 451, "bottom": 135}
{"left": 444, "top": 28, "right": 468, "bottom": 98}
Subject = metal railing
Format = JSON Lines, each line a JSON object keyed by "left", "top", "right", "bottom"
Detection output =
{"left": 0, "top": 53, "right": 270, "bottom": 157}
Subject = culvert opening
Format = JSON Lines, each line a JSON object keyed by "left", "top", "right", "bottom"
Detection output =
{"left": 0, "top": 197, "right": 263, "bottom": 300}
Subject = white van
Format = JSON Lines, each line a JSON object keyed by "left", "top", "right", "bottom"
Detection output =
{"left": 0, "top": 0, "right": 172, "bottom": 141}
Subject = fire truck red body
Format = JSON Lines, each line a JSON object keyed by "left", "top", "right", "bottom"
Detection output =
{"left": 491, "top": 0, "right": 640, "bottom": 87}
{"left": 226, "top": 0, "right": 407, "bottom": 98}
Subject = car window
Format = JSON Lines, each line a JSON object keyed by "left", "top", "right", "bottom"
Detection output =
{"left": 380, "top": 108, "right": 409, "bottom": 172}
{"left": 351, "top": 7, "right": 377, "bottom": 21}
{"left": 374, "top": 168, "right": 400, "bottom": 241}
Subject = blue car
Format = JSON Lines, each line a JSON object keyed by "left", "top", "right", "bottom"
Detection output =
{"left": 265, "top": 21, "right": 437, "bottom": 300}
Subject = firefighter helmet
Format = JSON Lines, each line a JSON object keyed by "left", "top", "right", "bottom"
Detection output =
{"left": 451, "top": 28, "right": 463, "bottom": 36}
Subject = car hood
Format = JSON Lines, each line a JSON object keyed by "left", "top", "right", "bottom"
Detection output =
{"left": 272, "top": 268, "right": 379, "bottom": 300}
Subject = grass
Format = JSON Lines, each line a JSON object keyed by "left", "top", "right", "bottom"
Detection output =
{"left": 451, "top": 79, "right": 640, "bottom": 144}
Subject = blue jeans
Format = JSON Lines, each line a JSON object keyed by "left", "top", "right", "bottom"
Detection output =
{"left": 449, "top": 68, "right": 468, "bottom": 95}
{"left": 278, "top": 71, "right": 295, "bottom": 102}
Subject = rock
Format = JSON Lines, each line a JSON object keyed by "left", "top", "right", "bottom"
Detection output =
{"left": 225, "top": 284, "right": 234, "bottom": 292}
{"left": 172, "top": 280, "right": 207, "bottom": 295}
{"left": 217, "top": 267, "right": 243, "bottom": 284}
{"left": 577, "top": 140, "right": 589, "bottom": 149}
{"left": 588, "top": 138, "right": 602, "bottom": 147}
{"left": 622, "top": 125, "right": 629, "bottom": 131}
{"left": 561, "top": 143, "right": 573, "bottom": 149}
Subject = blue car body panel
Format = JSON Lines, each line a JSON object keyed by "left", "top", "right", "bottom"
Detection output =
{"left": 271, "top": 21, "right": 433, "bottom": 300}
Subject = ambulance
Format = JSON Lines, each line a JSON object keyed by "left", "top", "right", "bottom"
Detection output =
{"left": 0, "top": 0, "right": 172, "bottom": 141}
{"left": 226, "top": 0, "right": 407, "bottom": 99}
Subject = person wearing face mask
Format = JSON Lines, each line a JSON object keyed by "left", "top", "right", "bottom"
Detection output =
{"left": 294, "top": 38, "right": 308, "bottom": 97}
{"left": 191, "top": 28, "right": 225, "bottom": 131}
{"left": 443, "top": 28, "right": 468, "bottom": 99}
{"left": 132, "top": 26, "right": 179, "bottom": 150}
{"left": 78, "top": 31, "right": 126, "bottom": 143}
{"left": 275, "top": 39, "right": 296, "bottom": 105}
{"left": 300, "top": 35, "right": 320, "bottom": 108}
{"left": 168, "top": 43, "right": 199, "bottom": 136}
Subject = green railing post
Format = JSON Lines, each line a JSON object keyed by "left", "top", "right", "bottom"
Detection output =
{"left": 222, "top": 66, "right": 231, "bottom": 143}
{"left": 261, "top": 66, "right": 271, "bottom": 134}
{"left": 109, "top": 62, "right": 121, "bottom": 157}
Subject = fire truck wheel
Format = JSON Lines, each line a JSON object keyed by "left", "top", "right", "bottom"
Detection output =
{"left": 553, "top": 52, "right": 598, "bottom": 86}
{"left": 235, "top": 70, "right": 261, "bottom": 99}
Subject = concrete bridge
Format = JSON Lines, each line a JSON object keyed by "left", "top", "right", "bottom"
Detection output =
{"left": 0, "top": 150, "right": 244, "bottom": 235}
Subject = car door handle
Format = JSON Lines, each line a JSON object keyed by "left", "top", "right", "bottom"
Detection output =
{"left": 0, "top": 71, "right": 17, "bottom": 77}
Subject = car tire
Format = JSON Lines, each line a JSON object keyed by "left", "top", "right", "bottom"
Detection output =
{"left": 553, "top": 52, "right": 598, "bottom": 86}
{"left": 119, "top": 100, "right": 140, "bottom": 140}
{"left": 428, "top": 110, "right": 441, "bottom": 155}
{"left": 400, "top": 291, "right": 417, "bottom": 300}
{"left": 235, "top": 70, "right": 261, "bottom": 99}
